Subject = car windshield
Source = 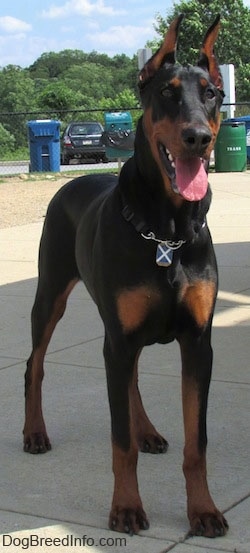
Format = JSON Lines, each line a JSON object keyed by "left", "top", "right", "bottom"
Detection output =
{"left": 70, "top": 123, "right": 101, "bottom": 135}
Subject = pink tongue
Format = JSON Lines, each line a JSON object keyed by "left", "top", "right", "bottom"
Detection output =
{"left": 175, "top": 158, "right": 208, "bottom": 201}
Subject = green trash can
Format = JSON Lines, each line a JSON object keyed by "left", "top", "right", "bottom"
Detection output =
{"left": 225, "top": 116, "right": 250, "bottom": 161}
{"left": 103, "top": 112, "right": 134, "bottom": 160}
{"left": 215, "top": 121, "right": 247, "bottom": 172}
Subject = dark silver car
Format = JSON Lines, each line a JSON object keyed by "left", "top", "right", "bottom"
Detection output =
{"left": 61, "top": 121, "right": 107, "bottom": 164}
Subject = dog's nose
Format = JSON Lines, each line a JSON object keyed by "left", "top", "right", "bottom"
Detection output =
{"left": 182, "top": 127, "right": 212, "bottom": 153}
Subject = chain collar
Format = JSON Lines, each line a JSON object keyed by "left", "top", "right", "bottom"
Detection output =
{"left": 122, "top": 199, "right": 206, "bottom": 250}
{"left": 140, "top": 231, "right": 185, "bottom": 249}
{"left": 122, "top": 203, "right": 186, "bottom": 249}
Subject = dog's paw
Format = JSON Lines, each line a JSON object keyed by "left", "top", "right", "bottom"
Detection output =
{"left": 139, "top": 433, "right": 168, "bottom": 454}
{"left": 23, "top": 432, "right": 51, "bottom": 454}
{"left": 189, "top": 511, "right": 229, "bottom": 538}
{"left": 109, "top": 506, "right": 149, "bottom": 535}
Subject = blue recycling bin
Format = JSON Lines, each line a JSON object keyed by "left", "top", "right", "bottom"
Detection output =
{"left": 225, "top": 116, "right": 250, "bottom": 161}
{"left": 27, "top": 120, "right": 61, "bottom": 172}
{"left": 103, "top": 112, "right": 134, "bottom": 160}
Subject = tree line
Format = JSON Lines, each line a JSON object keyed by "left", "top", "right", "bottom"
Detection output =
{"left": 0, "top": 0, "right": 249, "bottom": 156}
{"left": 0, "top": 51, "right": 139, "bottom": 155}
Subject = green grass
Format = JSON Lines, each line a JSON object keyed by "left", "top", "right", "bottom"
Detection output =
{"left": 0, "top": 166, "right": 119, "bottom": 182}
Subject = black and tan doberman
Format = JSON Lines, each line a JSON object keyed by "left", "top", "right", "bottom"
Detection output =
{"left": 23, "top": 15, "right": 229, "bottom": 538}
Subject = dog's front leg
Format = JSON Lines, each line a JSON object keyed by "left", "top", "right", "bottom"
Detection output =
{"left": 104, "top": 336, "right": 149, "bottom": 535}
{"left": 179, "top": 329, "right": 228, "bottom": 538}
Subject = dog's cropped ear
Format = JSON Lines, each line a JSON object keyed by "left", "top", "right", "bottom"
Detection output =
{"left": 139, "top": 14, "right": 184, "bottom": 86}
{"left": 198, "top": 15, "right": 223, "bottom": 90}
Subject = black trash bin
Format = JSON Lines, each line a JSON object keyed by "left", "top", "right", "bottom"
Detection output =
{"left": 27, "top": 120, "right": 61, "bottom": 172}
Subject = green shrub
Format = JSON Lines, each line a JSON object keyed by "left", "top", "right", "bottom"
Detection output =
{"left": 0, "top": 123, "right": 15, "bottom": 157}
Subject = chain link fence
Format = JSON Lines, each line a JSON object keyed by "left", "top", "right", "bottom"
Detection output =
{"left": 0, "top": 105, "right": 249, "bottom": 176}
{"left": 0, "top": 108, "right": 142, "bottom": 176}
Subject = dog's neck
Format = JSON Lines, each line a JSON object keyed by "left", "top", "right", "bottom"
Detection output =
{"left": 119, "top": 117, "right": 211, "bottom": 243}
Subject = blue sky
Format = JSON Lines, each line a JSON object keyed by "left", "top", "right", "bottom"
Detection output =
{"left": 0, "top": 0, "right": 173, "bottom": 67}
{"left": 0, "top": 0, "right": 250, "bottom": 68}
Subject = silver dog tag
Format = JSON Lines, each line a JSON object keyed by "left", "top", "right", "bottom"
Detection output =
{"left": 156, "top": 244, "right": 173, "bottom": 266}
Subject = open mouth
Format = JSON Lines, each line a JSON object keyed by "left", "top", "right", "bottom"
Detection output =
{"left": 158, "top": 144, "right": 209, "bottom": 202}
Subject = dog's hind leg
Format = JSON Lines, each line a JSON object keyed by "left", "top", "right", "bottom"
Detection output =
{"left": 23, "top": 219, "right": 79, "bottom": 453}
{"left": 131, "top": 350, "right": 168, "bottom": 454}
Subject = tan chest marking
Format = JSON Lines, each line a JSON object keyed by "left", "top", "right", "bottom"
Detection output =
{"left": 116, "top": 286, "right": 161, "bottom": 333}
{"left": 180, "top": 280, "right": 216, "bottom": 328}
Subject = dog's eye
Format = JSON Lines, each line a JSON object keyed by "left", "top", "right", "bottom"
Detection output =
{"left": 161, "top": 86, "right": 173, "bottom": 99}
{"left": 205, "top": 88, "right": 215, "bottom": 100}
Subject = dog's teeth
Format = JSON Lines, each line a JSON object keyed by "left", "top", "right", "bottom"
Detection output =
{"left": 166, "top": 148, "right": 173, "bottom": 162}
{"left": 171, "top": 161, "right": 176, "bottom": 168}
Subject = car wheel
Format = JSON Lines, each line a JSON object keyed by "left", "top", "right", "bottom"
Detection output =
{"left": 61, "top": 157, "right": 70, "bottom": 165}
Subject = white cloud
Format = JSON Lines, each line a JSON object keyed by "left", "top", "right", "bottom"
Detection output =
{"left": 0, "top": 33, "right": 77, "bottom": 67}
{"left": 41, "top": 0, "right": 125, "bottom": 19}
{"left": 86, "top": 24, "right": 153, "bottom": 51}
{"left": 0, "top": 16, "right": 32, "bottom": 33}
{"left": 87, "top": 20, "right": 100, "bottom": 31}
{"left": 60, "top": 25, "right": 75, "bottom": 33}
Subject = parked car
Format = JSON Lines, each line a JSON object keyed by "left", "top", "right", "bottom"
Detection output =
{"left": 61, "top": 121, "right": 107, "bottom": 164}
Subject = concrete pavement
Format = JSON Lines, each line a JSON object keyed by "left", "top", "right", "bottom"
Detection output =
{"left": 0, "top": 171, "right": 250, "bottom": 552}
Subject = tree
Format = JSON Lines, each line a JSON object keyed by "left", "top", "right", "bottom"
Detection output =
{"left": 0, "top": 65, "right": 36, "bottom": 112}
{"left": 111, "top": 54, "right": 138, "bottom": 96}
{"left": 29, "top": 50, "right": 88, "bottom": 79}
{"left": 97, "top": 89, "right": 140, "bottom": 127}
{"left": 0, "top": 65, "right": 36, "bottom": 146}
{"left": 62, "top": 63, "right": 114, "bottom": 102}
{"left": 98, "top": 89, "right": 138, "bottom": 110}
{"left": 29, "top": 49, "right": 139, "bottom": 100}
{"left": 149, "top": 0, "right": 250, "bottom": 100}
{"left": 237, "top": 63, "right": 250, "bottom": 103}
{"left": 0, "top": 123, "right": 15, "bottom": 157}
{"left": 37, "top": 82, "right": 83, "bottom": 118}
